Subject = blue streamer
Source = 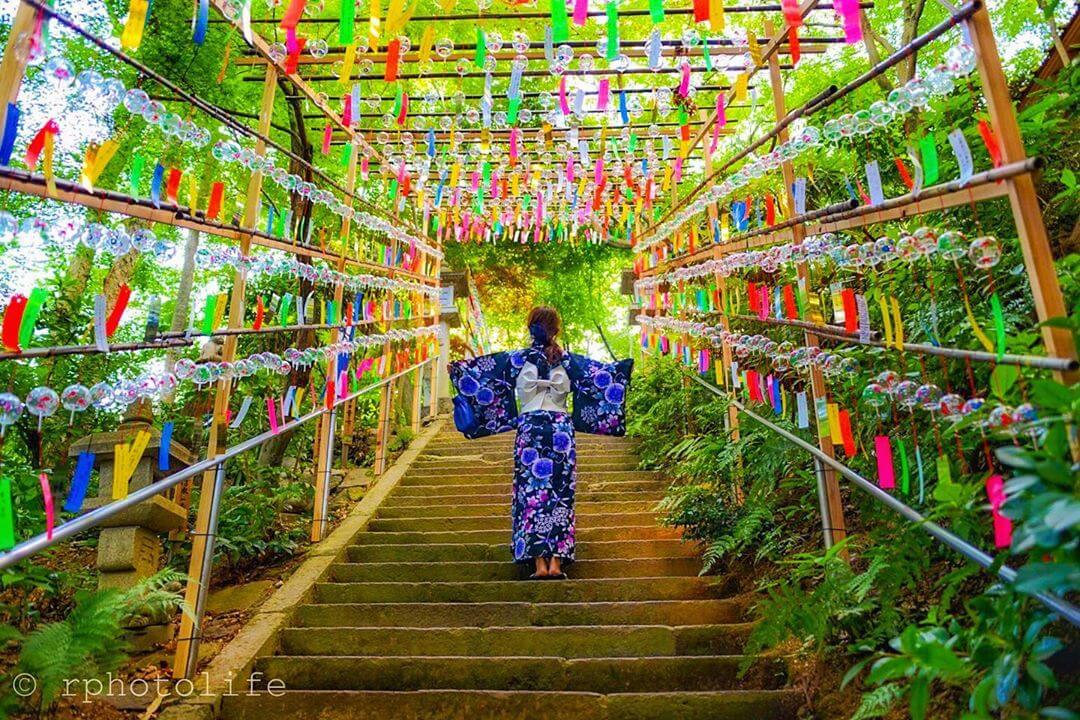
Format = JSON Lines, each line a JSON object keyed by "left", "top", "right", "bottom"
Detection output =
{"left": 427, "top": 128, "right": 435, "bottom": 157}
{"left": 150, "top": 162, "right": 165, "bottom": 206}
{"left": 508, "top": 62, "right": 523, "bottom": 100}
{"left": 63, "top": 451, "right": 96, "bottom": 514}
{"left": 266, "top": 206, "right": 275, "bottom": 235}
{"left": 193, "top": 0, "right": 209, "bottom": 45}
{"left": 158, "top": 421, "right": 173, "bottom": 471}
{"left": 618, "top": 90, "right": 628, "bottom": 124}
{"left": 0, "top": 104, "right": 19, "bottom": 166}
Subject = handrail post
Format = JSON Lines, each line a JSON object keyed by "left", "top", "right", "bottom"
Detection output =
{"left": 764, "top": 19, "right": 848, "bottom": 552}
{"left": 180, "top": 459, "right": 228, "bottom": 680}
{"left": 313, "top": 406, "right": 337, "bottom": 541}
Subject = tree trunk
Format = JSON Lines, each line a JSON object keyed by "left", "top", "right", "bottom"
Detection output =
{"left": 163, "top": 228, "right": 201, "bottom": 401}
{"left": 258, "top": 85, "right": 316, "bottom": 468}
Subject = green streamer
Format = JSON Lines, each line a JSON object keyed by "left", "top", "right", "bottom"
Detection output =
{"left": 340, "top": 142, "right": 352, "bottom": 168}
{"left": 278, "top": 293, "right": 292, "bottom": 326}
{"left": 648, "top": 0, "right": 664, "bottom": 24}
{"left": 339, "top": 0, "right": 355, "bottom": 44}
{"left": 522, "top": 194, "right": 532, "bottom": 211}
{"left": 605, "top": 2, "right": 619, "bottom": 60}
{"left": 0, "top": 477, "right": 13, "bottom": 550}
{"left": 19, "top": 287, "right": 47, "bottom": 348}
{"left": 201, "top": 295, "right": 218, "bottom": 335}
{"left": 915, "top": 445, "right": 925, "bottom": 504}
{"left": 274, "top": 208, "right": 287, "bottom": 236}
{"left": 550, "top": 0, "right": 569, "bottom": 42}
{"left": 475, "top": 29, "right": 486, "bottom": 68}
{"left": 702, "top": 40, "right": 712, "bottom": 71}
{"left": 897, "top": 438, "right": 910, "bottom": 495}
{"left": 482, "top": 161, "right": 492, "bottom": 186}
{"left": 508, "top": 96, "right": 521, "bottom": 124}
{"left": 794, "top": 285, "right": 807, "bottom": 318}
{"left": 388, "top": 178, "right": 399, "bottom": 199}
{"left": 990, "top": 292, "right": 1006, "bottom": 361}
{"left": 919, "top": 134, "right": 939, "bottom": 185}
{"left": 628, "top": 133, "right": 637, "bottom": 152}
{"left": 935, "top": 454, "right": 951, "bottom": 485}
{"left": 327, "top": 301, "right": 337, "bottom": 325}
{"left": 393, "top": 85, "right": 403, "bottom": 118}
{"left": 129, "top": 154, "right": 146, "bottom": 196}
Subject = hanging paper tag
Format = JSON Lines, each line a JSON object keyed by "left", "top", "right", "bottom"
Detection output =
{"left": 0, "top": 477, "right": 14, "bottom": 550}
{"left": 874, "top": 436, "right": 895, "bottom": 489}
{"left": 948, "top": 128, "right": 974, "bottom": 184}
{"left": 267, "top": 396, "right": 280, "bottom": 433}
{"left": 230, "top": 396, "right": 253, "bottom": 428}
{"left": 865, "top": 160, "right": 884, "bottom": 205}
{"left": 796, "top": 391, "right": 809, "bottom": 428}
{"left": 64, "top": 451, "right": 96, "bottom": 514}
{"left": 919, "top": 134, "right": 939, "bottom": 185}
{"left": 985, "top": 474, "right": 1012, "bottom": 549}
{"left": 159, "top": 421, "right": 173, "bottom": 471}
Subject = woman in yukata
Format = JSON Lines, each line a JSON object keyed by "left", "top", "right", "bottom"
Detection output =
{"left": 449, "top": 306, "right": 633, "bottom": 581}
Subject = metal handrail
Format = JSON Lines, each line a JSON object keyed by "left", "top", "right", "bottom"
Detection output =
{"left": 687, "top": 372, "right": 1080, "bottom": 628}
{"left": 0, "top": 358, "right": 433, "bottom": 572}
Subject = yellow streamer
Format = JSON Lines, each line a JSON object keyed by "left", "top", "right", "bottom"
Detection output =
{"left": 877, "top": 290, "right": 894, "bottom": 347}
{"left": 709, "top": 0, "right": 725, "bottom": 31}
{"left": 113, "top": 431, "right": 151, "bottom": 500}
{"left": 43, "top": 131, "right": 56, "bottom": 197}
{"left": 734, "top": 73, "right": 748, "bottom": 102}
{"left": 962, "top": 293, "right": 994, "bottom": 352}
{"left": 385, "top": 0, "right": 406, "bottom": 36}
{"left": 213, "top": 292, "right": 228, "bottom": 329}
{"left": 120, "top": 0, "right": 150, "bottom": 50}
{"left": 368, "top": 0, "right": 381, "bottom": 45}
{"left": 889, "top": 296, "right": 904, "bottom": 351}
{"left": 747, "top": 30, "right": 762, "bottom": 66}
{"left": 419, "top": 25, "right": 434, "bottom": 63}
{"left": 340, "top": 43, "right": 356, "bottom": 82}
{"left": 827, "top": 403, "right": 843, "bottom": 446}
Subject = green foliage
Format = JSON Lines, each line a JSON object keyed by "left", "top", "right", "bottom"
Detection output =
{"left": 0, "top": 569, "right": 184, "bottom": 714}
{"left": 189, "top": 457, "right": 312, "bottom": 570}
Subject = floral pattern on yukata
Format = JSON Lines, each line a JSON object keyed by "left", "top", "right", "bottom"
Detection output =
{"left": 565, "top": 355, "right": 634, "bottom": 436}
{"left": 512, "top": 410, "right": 576, "bottom": 563}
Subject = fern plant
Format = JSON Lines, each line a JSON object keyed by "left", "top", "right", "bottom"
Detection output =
{"left": 0, "top": 569, "right": 184, "bottom": 714}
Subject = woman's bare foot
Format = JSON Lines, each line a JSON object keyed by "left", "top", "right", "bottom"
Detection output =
{"left": 548, "top": 557, "right": 563, "bottom": 578}
{"left": 532, "top": 557, "right": 550, "bottom": 578}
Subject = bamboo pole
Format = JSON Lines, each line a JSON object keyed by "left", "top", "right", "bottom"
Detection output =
{"left": 172, "top": 67, "right": 279, "bottom": 681}
{"left": 968, "top": 5, "right": 1078, "bottom": 384}
{"left": 765, "top": 21, "right": 847, "bottom": 549}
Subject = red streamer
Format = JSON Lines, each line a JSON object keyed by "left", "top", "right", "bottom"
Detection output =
{"left": 838, "top": 410, "right": 856, "bottom": 456}
{"left": 788, "top": 26, "right": 801, "bottom": 65}
{"left": 782, "top": 284, "right": 798, "bottom": 319}
{"left": 285, "top": 37, "right": 306, "bottom": 74}
{"left": 165, "top": 167, "right": 182, "bottom": 204}
{"left": 384, "top": 38, "right": 401, "bottom": 81}
{"left": 765, "top": 194, "right": 775, "bottom": 225}
{"left": 207, "top": 181, "right": 224, "bottom": 219}
{"left": 977, "top": 119, "right": 1003, "bottom": 169}
{"left": 279, "top": 0, "right": 306, "bottom": 28}
{"left": 842, "top": 288, "right": 857, "bottom": 333}
{"left": 25, "top": 119, "right": 58, "bottom": 171}
{"left": 985, "top": 474, "right": 1013, "bottom": 549}
{"left": 894, "top": 157, "right": 915, "bottom": 190}
{"left": 692, "top": 0, "right": 709, "bottom": 22}
{"left": 254, "top": 296, "right": 265, "bottom": 330}
{"left": 1, "top": 294, "right": 28, "bottom": 352}
{"left": 105, "top": 284, "right": 131, "bottom": 337}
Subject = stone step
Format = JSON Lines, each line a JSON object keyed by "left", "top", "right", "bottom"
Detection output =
{"left": 294, "top": 600, "right": 746, "bottom": 628}
{"left": 253, "top": 655, "right": 787, "bottom": 693}
{"left": 314, "top": 577, "right": 725, "bottom": 604}
{"left": 222, "top": 689, "right": 801, "bottom": 720}
{"left": 366, "top": 512, "right": 661, "bottom": 533}
{"left": 376, "top": 500, "right": 659, "bottom": 520}
{"left": 346, "top": 539, "right": 698, "bottom": 563}
{"left": 393, "top": 478, "right": 667, "bottom": 496}
{"left": 351, "top": 525, "right": 682, "bottom": 546}
{"left": 279, "top": 624, "right": 755, "bottom": 658}
{"left": 400, "top": 471, "right": 662, "bottom": 486}
{"left": 381, "top": 490, "right": 665, "bottom": 508}
{"left": 329, "top": 557, "right": 702, "bottom": 583}
{"left": 411, "top": 461, "right": 642, "bottom": 474}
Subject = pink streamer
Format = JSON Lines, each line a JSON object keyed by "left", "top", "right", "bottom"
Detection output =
{"left": 509, "top": 128, "right": 520, "bottom": 161}
{"left": 565, "top": 155, "right": 575, "bottom": 183}
{"left": 710, "top": 96, "right": 726, "bottom": 154}
{"left": 874, "top": 436, "right": 895, "bottom": 489}
{"left": 361, "top": 156, "right": 369, "bottom": 178}
{"left": 985, "top": 474, "right": 1013, "bottom": 549}
{"left": 343, "top": 95, "right": 352, "bottom": 126}
{"left": 39, "top": 472, "right": 54, "bottom": 540}
{"left": 558, "top": 77, "right": 570, "bottom": 115}
{"left": 339, "top": 370, "right": 348, "bottom": 399}
{"left": 572, "top": 0, "right": 588, "bottom": 25}
{"left": 267, "top": 397, "right": 279, "bottom": 434}
{"left": 594, "top": 157, "right": 603, "bottom": 185}
{"left": 597, "top": 79, "right": 610, "bottom": 110}
{"left": 285, "top": 26, "right": 299, "bottom": 54}
{"left": 673, "top": 156, "right": 683, "bottom": 183}
{"left": 758, "top": 285, "right": 769, "bottom": 320}
{"left": 678, "top": 61, "right": 691, "bottom": 97}
{"left": 321, "top": 123, "right": 332, "bottom": 154}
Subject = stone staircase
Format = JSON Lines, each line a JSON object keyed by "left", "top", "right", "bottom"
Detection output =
{"left": 222, "top": 425, "right": 800, "bottom": 720}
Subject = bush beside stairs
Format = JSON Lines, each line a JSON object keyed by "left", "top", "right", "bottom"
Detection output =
{"left": 222, "top": 425, "right": 801, "bottom": 720}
